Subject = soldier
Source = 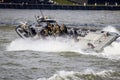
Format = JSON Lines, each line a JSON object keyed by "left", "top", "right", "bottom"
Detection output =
{"left": 40, "top": 28, "right": 49, "bottom": 39}
{"left": 47, "top": 24, "right": 54, "bottom": 36}
{"left": 54, "top": 24, "right": 61, "bottom": 36}
{"left": 60, "top": 24, "right": 67, "bottom": 35}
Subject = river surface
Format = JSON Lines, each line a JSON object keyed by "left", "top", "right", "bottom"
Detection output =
{"left": 0, "top": 9, "right": 120, "bottom": 80}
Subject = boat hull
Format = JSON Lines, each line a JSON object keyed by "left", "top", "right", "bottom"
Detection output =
{"left": 15, "top": 26, "right": 29, "bottom": 39}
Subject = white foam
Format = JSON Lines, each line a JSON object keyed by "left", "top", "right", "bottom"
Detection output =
{"left": 101, "top": 40, "right": 120, "bottom": 60}
{"left": 7, "top": 37, "right": 83, "bottom": 52}
{"left": 102, "top": 26, "right": 120, "bottom": 34}
{"left": 37, "top": 70, "right": 113, "bottom": 80}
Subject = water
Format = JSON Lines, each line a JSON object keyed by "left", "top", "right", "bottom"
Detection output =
{"left": 0, "top": 9, "right": 120, "bottom": 80}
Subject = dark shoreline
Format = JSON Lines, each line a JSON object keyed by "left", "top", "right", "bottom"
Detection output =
{"left": 0, "top": 3, "right": 120, "bottom": 10}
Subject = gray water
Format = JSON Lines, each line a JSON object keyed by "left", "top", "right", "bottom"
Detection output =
{"left": 0, "top": 9, "right": 120, "bottom": 80}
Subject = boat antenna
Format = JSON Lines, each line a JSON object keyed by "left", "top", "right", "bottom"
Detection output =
{"left": 40, "top": 9, "right": 44, "bottom": 18}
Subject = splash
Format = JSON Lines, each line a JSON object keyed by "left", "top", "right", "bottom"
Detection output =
{"left": 102, "top": 25, "right": 120, "bottom": 34}
{"left": 101, "top": 26, "right": 120, "bottom": 60}
{"left": 37, "top": 70, "right": 117, "bottom": 80}
{"left": 7, "top": 37, "right": 84, "bottom": 52}
{"left": 7, "top": 26, "right": 120, "bottom": 60}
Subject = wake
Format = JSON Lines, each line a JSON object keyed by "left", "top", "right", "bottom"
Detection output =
{"left": 7, "top": 37, "right": 83, "bottom": 52}
{"left": 37, "top": 69, "right": 118, "bottom": 80}
{"left": 6, "top": 26, "right": 120, "bottom": 60}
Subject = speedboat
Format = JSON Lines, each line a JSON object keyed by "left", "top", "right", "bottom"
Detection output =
{"left": 15, "top": 16, "right": 120, "bottom": 52}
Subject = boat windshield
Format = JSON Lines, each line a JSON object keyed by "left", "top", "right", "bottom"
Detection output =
{"left": 42, "top": 20, "right": 56, "bottom": 23}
